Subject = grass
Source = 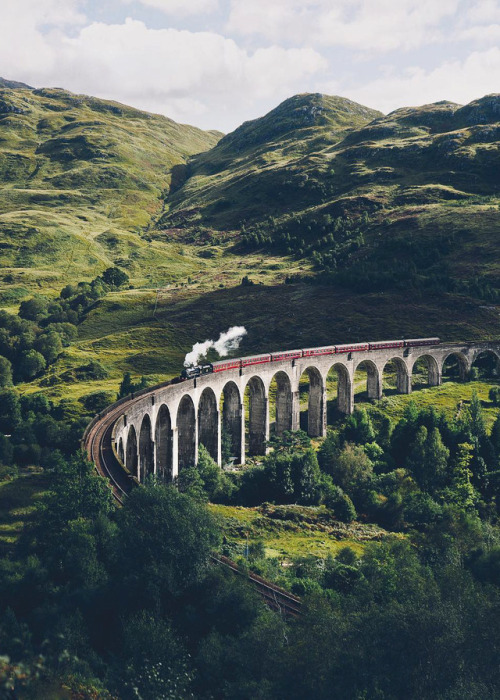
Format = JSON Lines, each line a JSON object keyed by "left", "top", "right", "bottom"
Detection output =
{"left": 360, "top": 378, "right": 500, "bottom": 430}
{"left": 209, "top": 503, "right": 396, "bottom": 562}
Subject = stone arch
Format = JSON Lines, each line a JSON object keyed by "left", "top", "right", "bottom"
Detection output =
{"left": 299, "top": 366, "right": 325, "bottom": 437}
{"left": 471, "top": 350, "right": 500, "bottom": 378}
{"left": 382, "top": 357, "right": 411, "bottom": 394}
{"left": 126, "top": 425, "right": 138, "bottom": 478}
{"left": 412, "top": 354, "right": 441, "bottom": 388}
{"left": 245, "top": 376, "right": 267, "bottom": 456}
{"left": 155, "top": 404, "right": 173, "bottom": 481}
{"left": 442, "top": 352, "right": 469, "bottom": 381}
{"left": 177, "top": 395, "right": 196, "bottom": 471}
{"left": 221, "top": 381, "right": 242, "bottom": 465}
{"left": 118, "top": 437, "right": 124, "bottom": 463}
{"left": 270, "top": 370, "right": 293, "bottom": 437}
{"left": 198, "top": 387, "right": 219, "bottom": 462}
{"left": 353, "top": 359, "right": 382, "bottom": 402}
{"left": 139, "top": 414, "right": 154, "bottom": 483}
{"left": 327, "top": 362, "right": 353, "bottom": 415}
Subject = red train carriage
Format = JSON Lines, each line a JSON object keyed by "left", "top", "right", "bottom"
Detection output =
{"left": 302, "top": 346, "right": 336, "bottom": 357}
{"left": 241, "top": 354, "right": 272, "bottom": 367}
{"left": 336, "top": 343, "right": 369, "bottom": 354}
{"left": 369, "top": 339, "right": 405, "bottom": 351}
{"left": 211, "top": 359, "right": 241, "bottom": 373}
{"left": 404, "top": 337, "right": 440, "bottom": 347}
{"left": 271, "top": 349, "right": 303, "bottom": 362}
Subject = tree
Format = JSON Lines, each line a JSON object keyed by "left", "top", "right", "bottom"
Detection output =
{"left": 323, "top": 483, "right": 356, "bottom": 522}
{"left": 34, "top": 331, "right": 63, "bottom": 364}
{"left": 343, "top": 409, "right": 375, "bottom": 445}
{"left": 17, "top": 350, "right": 46, "bottom": 380}
{"left": 489, "top": 387, "right": 500, "bottom": 406}
{"left": 116, "top": 482, "right": 220, "bottom": 602}
{"left": 118, "top": 372, "right": 134, "bottom": 399}
{"left": 469, "top": 391, "right": 487, "bottom": 440}
{"left": 330, "top": 443, "right": 373, "bottom": 497}
{"left": 197, "top": 444, "right": 221, "bottom": 499}
{"left": 116, "top": 611, "right": 194, "bottom": 700}
{"left": 101, "top": 266, "right": 129, "bottom": 288}
{"left": 317, "top": 430, "right": 340, "bottom": 475}
{"left": 0, "top": 389, "right": 21, "bottom": 433}
{"left": 490, "top": 413, "right": 500, "bottom": 455}
{"left": 35, "top": 452, "right": 114, "bottom": 537}
{"left": 18, "top": 295, "right": 49, "bottom": 322}
{"left": 0, "top": 355, "right": 12, "bottom": 387}
{"left": 446, "top": 443, "right": 478, "bottom": 512}
{"left": 424, "top": 427, "right": 450, "bottom": 492}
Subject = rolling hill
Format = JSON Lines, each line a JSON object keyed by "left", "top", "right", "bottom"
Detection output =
{"left": 160, "top": 92, "right": 500, "bottom": 298}
{"left": 0, "top": 82, "right": 498, "bottom": 398}
{"left": 0, "top": 82, "right": 221, "bottom": 304}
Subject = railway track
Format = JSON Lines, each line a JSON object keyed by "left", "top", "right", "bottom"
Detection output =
{"left": 83, "top": 399, "right": 302, "bottom": 617}
{"left": 212, "top": 555, "right": 302, "bottom": 617}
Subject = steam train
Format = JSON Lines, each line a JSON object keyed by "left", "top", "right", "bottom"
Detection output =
{"left": 180, "top": 337, "right": 440, "bottom": 379}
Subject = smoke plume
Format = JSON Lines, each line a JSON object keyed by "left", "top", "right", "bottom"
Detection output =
{"left": 184, "top": 326, "right": 247, "bottom": 367}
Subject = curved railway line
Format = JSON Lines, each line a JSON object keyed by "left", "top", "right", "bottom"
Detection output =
{"left": 83, "top": 398, "right": 302, "bottom": 617}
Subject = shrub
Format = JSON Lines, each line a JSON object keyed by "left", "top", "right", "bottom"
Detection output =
{"left": 489, "top": 386, "right": 500, "bottom": 406}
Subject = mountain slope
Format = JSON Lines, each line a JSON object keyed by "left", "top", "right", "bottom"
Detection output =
{"left": 160, "top": 93, "right": 382, "bottom": 231}
{"left": 160, "top": 93, "right": 500, "bottom": 298}
{"left": 0, "top": 84, "right": 221, "bottom": 299}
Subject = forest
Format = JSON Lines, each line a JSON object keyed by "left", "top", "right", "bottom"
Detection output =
{"left": 1, "top": 374, "right": 500, "bottom": 698}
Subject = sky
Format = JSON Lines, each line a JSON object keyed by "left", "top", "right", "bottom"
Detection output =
{"left": 0, "top": 0, "right": 499, "bottom": 132}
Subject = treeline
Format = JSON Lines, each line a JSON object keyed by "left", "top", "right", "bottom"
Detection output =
{"left": 0, "top": 390, "right": 91, "bottom": 472}
{"left": 240, "top": 211, "right": 500, "bottom": 301}
{"left": 0, "top": 267, "right": 129, "bottom": 386}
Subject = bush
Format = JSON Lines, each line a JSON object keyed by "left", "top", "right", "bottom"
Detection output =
{"left": 17, "top": 350, "right": 47, "bottom": 380}
{"left": 489, "top": 386, "right": 500, "bottom": 406}
{"left": 80, "top": 391, "right": 114, "bottom": 414}
{"left": 101, "top": 266, "right": 129, "bottom": 288}
{"left": 323, "top": 482, "right": 357, "bottom": 522}
{"left": 0, "top": 355, "right": 12, "bottom": 387}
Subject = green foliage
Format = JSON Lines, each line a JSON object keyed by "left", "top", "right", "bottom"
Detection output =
{"left": 101, "top": 266, "right": 129, "bottom": 288}
{"left": 116, "top": 611, "right": 194, "bottom": 700}
{"left": 117, "top": 371, "right": 149, "bottom": 399}
{"left": 328, "top": 443, "right": 373, "bottom": 498}
{"left": 116, "top": 482, "right": 220, "bottom": 600}
{"left": 79, "top": 390, "right": 114, "bottom": 415}
{"left": 323, "top": 483, "right": 356, "bottom": 522}
{"left": 489, "top": 387, "right": 500, "bottom": 406}
{"left": 17, "top": 349, "right": 46, "bottom": 380}
{"left": 0, "top": 355, "right": 12, "bottom": 387}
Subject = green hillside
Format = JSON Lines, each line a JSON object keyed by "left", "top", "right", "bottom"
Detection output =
{"left": 161, "top": 93, "right": 500, "bottom": 299}
{"left": 0, "top": 84, "right": 498, "bottom": 401}
{"left": 0, "top": 83, "right": 221, "bottom": 303}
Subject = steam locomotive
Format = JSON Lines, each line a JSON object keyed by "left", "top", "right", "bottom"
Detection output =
{"left": 180, "top": 337, "right": 440, "bottom": 379}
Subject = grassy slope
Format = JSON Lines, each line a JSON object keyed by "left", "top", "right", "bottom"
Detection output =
{"left": 0, "top": 85, "right": 221, "bottom": 302}
{"left": 161, "top": 93, "right": 500, "bottom": 292}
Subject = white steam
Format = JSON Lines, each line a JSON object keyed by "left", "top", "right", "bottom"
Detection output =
{"left": 184, "top": 326, "right": 247, "bottom": 367}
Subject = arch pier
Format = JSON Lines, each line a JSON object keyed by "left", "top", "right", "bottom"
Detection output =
{"left": 111, "top": 341, "right": 499, "bottom": 483}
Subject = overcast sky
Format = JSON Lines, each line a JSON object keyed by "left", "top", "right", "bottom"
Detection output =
{"left": 1, "top": 0, "right": 499, "bottom": 132}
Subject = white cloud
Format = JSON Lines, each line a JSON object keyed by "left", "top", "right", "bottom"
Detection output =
{"left": 340, "top": 47, "right": 500, "bottom": 113}
{"left": 227, "top": 0, "right": 460, "bottom": 51}
{"left": 1, "top": 16, "right": 326, "bottom": 130}
{"left": 0, "top": 0, "right": 85, "bottom": 77}
{"left": 458, "top": 23, "right": 500, "bottom": 41}
{"left": 465, "top": 0, "right": 500, "bottom": 23}
{"left": 129, "top": 0, "right": 219, "bottom": 16}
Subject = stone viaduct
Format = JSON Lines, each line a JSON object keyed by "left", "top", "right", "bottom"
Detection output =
{"left": 111, "top": 341, "right": 500, "bottom": 484}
